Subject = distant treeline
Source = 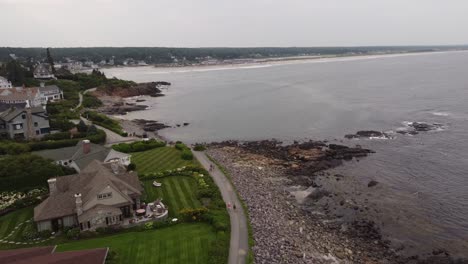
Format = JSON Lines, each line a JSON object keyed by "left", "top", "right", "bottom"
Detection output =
{"left": 0, "top": 46, "right": 466, "bottom": 65}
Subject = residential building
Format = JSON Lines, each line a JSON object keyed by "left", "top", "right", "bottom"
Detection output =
{"left": 0, "top": 104, "right": 50, "bottom": 139}
{"left": 38, "top": 83, "right": 64, "bottom": 104}
{"left": 0, "top": 84, "right": 63, "bottom": 106}
{"left": 0, "top": 246, "right": 109, "bottom": 264}
{"left": 0, "top": 76, "right": 12, "bottom": 88}
{"left": 33, "top": 63, "right": 55, "bottom": 79}
{"left": 33, "top": 140, "right": 131, "bottom": 172}
{"left": 34, "top": 160, "right": 143, "bottom": 232}
{"left": 0, "top": 86, "right": 42, "bottom": 106}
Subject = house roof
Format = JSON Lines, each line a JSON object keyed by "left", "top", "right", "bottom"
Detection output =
{"left": 0, "top": 246, "right": 109, "bottom": 264}
{"left": 38, "top": 85, "right": 61, "bottom": 94}
{"left": 0, "top": 106, "right": 46, "bottom": 122}
{"left": 0, "top": 87, "right": 39, "bottom": 101}
{"left": 34, "top": 160, "right": 142, "bottom": 222}
{"left": 33, "top": 141, "right": 128, "bottom": 171}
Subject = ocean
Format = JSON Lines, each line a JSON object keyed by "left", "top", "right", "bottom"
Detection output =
{"left": 103, "top": 51, "right": 468, "bottom": 258}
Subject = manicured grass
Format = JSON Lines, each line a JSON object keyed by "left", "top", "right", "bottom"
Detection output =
{"left": 132, "top": 147, "right": 197, "bottom": 175}
{"left": 0, "top": 207, "right": 33, "bottom": 242}
{"left": 143, "top": 176, "right": 201, "bottom": 217}
{"left": 57, "top": 223, "right": 216, "bottom": 264}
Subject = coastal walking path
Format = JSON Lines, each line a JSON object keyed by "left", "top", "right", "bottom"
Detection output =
{"left": 193, "top": 151, "right": 249, "bottom": 264}
{"left": 73, "top": 87, "right": 97, "bottom": 111}
{"left": 78, "top": 116, "right": 139, "bottom": 146}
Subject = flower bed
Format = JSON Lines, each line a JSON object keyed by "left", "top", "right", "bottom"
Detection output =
{"left": 0, "top": 189, "right": 47, "bottom": 216}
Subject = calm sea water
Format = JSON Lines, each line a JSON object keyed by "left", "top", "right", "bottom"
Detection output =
{"left": 103, "top": 51, "right": 468, "bottom": 257}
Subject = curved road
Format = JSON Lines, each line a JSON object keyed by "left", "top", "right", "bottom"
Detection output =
{"left": 193, "top": 151, "right": 249, "bottom": 264}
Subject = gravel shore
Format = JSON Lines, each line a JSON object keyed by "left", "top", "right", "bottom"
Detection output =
{"left": 206, "top": 141, "right": 462, "bottom": 264}
{"left": 207, "top": 145, "right": 399, "bottom": 264}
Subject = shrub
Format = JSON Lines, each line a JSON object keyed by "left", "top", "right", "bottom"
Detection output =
{"left": 42, "top": 132, "right": 72, "bottom": 141}
{"left": 127, "top": 163, "right": 136, "bottom": 171}
{"left": 179, "top": 207, "right": 209, "bottom": 222}
{"left": 49, "top": 118, "right": 76, "bottom": 132}
{"left": 77, "top": 120, "right": 88, "bottom": 133}
{"left": 112, "top": 139, "right": 166, "bottom": 153}
{"left": 95, "top": 226, "right": 122, "bottom": 235}
{"left": 144, "top": 222, "right": 153, "bottom": 230}
{"left": 83, "top": 111, "right": 125, "bottom": 136}
{"left": 181, "top": 149, "right": 193, "bottom": 160}
{"left": 105, "top": 250, "right": 119, "bottom": 264}
{"left": 66, "top": 227, "right": 80, "bottom": 240}
{"left": 193, "top": 144, "right": 206, "bottom": 151}
{"left": 82, "top": 93, "right": 103, "bottom": 108}
{"left": 175, "top": 142, "right": 186, "bottom": 151}
{"left": 0, "top": 154, "right": 74, "bottom": 192}
{"left": 203, "top": 210, "right": 230, "bottom": 232}
{"left": 28, "top": 139, "right": 80, "bottom": 151}
{"left": 0, "top": 141, "right": 30, "bottom": 155}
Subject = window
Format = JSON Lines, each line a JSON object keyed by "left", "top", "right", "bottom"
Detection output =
{"left": 97, "top": 192, "right": 112, "bottom": 200}
{"left": 34, "top": 122, "right": 38, "bottom": 127}
{"left": 0, "top": 124, "right": 5, "bottom": 129}
{"left": 21, "top": 114, "right": 26, "bottom": 119}
{"left": 13, "top": 124, "right": 23, "bottom": 130}
{"left": 36, "top": 130, "right": 40, "bottom": 135}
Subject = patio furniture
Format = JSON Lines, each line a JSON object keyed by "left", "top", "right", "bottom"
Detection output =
{"left": 153, "top": 181, "right": 162, "bottom": 187}
{"left": 136, "top": 209, "right": 146, "bottom": 217}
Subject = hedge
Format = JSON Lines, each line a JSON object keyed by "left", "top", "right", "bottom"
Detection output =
{"left": 83, "top": 111, "right": 126, "bottom": 136}
{"left": 112, "top": 139, "right": 166, "bottom": 153}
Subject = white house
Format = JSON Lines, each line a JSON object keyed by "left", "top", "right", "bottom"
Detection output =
{"left": 33, "top": 140, "right": 131, "bottom": 172}
{"left": 0, "top": 76, "right": 12, "bottom": 89}
{"left": 38, "top": 83, "right": 64, "bottom": 104}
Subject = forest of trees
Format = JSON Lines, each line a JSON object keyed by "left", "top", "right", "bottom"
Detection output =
{"left": 0, "top": 46, "right": 465, "bottom": 65}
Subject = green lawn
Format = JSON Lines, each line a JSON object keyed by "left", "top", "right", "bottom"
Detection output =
{"left": 143, "top": 176, "right": 201, "bottom": 217}
{"left": 57, "top": 223, "right": 216, "bottom": 264}
{"left": 0, "top": 207, "right": 33, "bottom": 243}
{"left": 131, "top": 147, "right": 197, "bottom": 175}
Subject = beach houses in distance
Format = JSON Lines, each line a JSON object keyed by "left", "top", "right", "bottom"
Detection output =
{"left": 33, "top": 63, "right": 55, "bottom": 80}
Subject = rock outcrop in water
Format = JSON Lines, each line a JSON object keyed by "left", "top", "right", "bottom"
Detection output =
{"left": 345, "top": 130, "right": 390, "bottom": 139}
{"left": 396, "top": 122, "right": 444, "bottom": 135}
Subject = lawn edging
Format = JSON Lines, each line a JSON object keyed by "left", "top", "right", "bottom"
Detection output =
{"left": 206, "top": 153, "right": 255, "bottom": 264}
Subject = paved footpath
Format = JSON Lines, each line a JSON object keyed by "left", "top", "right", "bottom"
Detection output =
{"left": 193, "top": 151, "right": 249, "bottom": 264}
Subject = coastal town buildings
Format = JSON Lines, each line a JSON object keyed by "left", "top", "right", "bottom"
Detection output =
{"left": 0, "top": 104, "right": 50, "bottom": 139}
{"left": 0, "top": 86, "right": 42, "bottom": 106}
{"left": 33, "top": 63, "right": 55, "bottom": 79}
{"left": 33, "top": 140, "right": 131, "bottom": 172}
{"left": 0, "top": 85, "right": 63, "bottom": 106}
{"left": 38, "top": 83, "right": 64, "bottom": 104}
{"left": 0, "top": 76, "right": 12, "bottom": 88}
{"left": 34, "top": 160, "right": 143, "bottom": 232}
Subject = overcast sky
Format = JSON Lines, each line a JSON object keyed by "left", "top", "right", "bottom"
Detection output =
{"left": 1, "top": 0, "right": 467, "bottom": 47}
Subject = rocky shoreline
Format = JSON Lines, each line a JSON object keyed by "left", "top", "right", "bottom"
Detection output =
{"left": 206, "top": 140, "right": 462, "bottom": 264}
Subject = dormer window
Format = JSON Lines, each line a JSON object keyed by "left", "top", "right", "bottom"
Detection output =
{"left": 98, "top": 192, "right": 112, "bottom": 200}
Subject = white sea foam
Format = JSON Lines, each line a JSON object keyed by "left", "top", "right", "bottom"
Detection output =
{"left": 431, "top": 112, "right": 450, "bottom": 117}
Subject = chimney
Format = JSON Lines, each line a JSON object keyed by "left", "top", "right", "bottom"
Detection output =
{"left": 82, "top": 139, "right": 91, "bottom": 154}
{"left": 47, "top": 178, "right": 57, "bottom": 194}
{"left": 74, "top": 193, "right": 83, "bottom": 216}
